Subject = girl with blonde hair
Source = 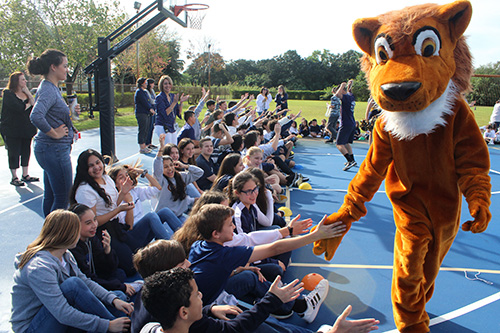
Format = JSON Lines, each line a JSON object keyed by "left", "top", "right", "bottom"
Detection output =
{"left": 11, "top": 209, "right": 133, "bottom": 333}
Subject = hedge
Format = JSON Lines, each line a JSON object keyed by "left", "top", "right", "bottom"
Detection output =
{"left": 231, "top": 89, "right": 328, "bottom": 101}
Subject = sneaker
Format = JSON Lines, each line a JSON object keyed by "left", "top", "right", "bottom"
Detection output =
{"left": 270, "top": 307, "right": 294, "bottom": 320}
{"left": 325, "top": 139, "right": 333, "bottom": 143}
{"left": 298, "top": 173, "right": 310, "bottom": 182}
{"left": 343, "top": 160, "right": 357, "bottom": 171}
{"left": 292, "top": 173, "right": 304, "bottom": 187}
{"left": 148, "top": 144, "right": 158, "bottom": 149}
{"left": 299, "top": 278, "right": 329, "bottom": 323}
{"left": 139, "top": 147, "right": 152, "bottom": 154}
{"left": 317, "top": 324, "right": 333, "bottom": 333}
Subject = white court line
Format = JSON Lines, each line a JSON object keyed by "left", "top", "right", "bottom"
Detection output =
{"left": 383, "top": 291, "right": 500, "bottom": 332}
{"left": 0, "top": 194, "right": 43, "bottom": 215}
{"left": 489, "top": 169, "right": 500, "bottom": 175}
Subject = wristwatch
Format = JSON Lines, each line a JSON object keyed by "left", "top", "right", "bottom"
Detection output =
{"left": 287, "top": 226, "right": 294, "bottom": 237}
{"left": 141, "top": 169, "right": 148, "bottom": 178}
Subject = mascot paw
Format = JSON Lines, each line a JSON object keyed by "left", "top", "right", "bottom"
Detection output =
{"left": 462, "top": 203, "right": 491, "bottom": 233}
{"left": 312, "top": 212, "right": 353, "bottom": 261}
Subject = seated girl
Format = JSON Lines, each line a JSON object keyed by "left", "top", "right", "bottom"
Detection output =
{"left": 211, "top": 153, "right": 245, "bottom": 192}
{"left": 154, "top": 134, "right": 203, "bottom": 221}
{"left": 108, "top": 163, "right": 182, "bottom": 239}
{"left": 68, "top": 203, "right": 136, "bottom": 298}
{"left": 70, "top": 149, "right": 138, "bottom": 276}
{"left": 10, "top": 209, "right": 133, "bottom": 333}
{"left": 243, "top": 146, "right": 283, "bottom": 198}
{"left": 178, "top": 137, "right": 203, "bottom": 197}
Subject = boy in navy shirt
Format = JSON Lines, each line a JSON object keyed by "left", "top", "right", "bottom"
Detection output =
{"left": 195, "top": 138, "right": 218, "bottom": 191}
{"left": 188, "top": 204, "right": 346, "bottom": 324}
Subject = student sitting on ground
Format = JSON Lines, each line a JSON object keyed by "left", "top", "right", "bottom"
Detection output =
{"left": 309, "top": 119, "right": 321, "bottom": 137}
{"left": 70, "top": 149, "right": 137, "bottom": 276}
{"left": 154, "top": 134, "right": 203, "bottom": 222}
{"left": 178, "top": 137, "right": 203, "bottom": 197}
{"left": 188, "top": 204, "right": 346, "bottom": 323}
{"left": 195, "top": 138, "right": 219, "bottom": 191}
{"left": 177, "top": 110, "right": 198, "bottom": 145}
{"left": 140, "top": 268, "right": 379, "bottom": 333}
{"left": 108, "top": 164, "right": 183, "bottom": 239}
{"left": 69, "top": 203, "right": 136, "bottom": 299}
{"left": 11, "top": 209, "right": 133, "bottom": 333}
{"left": 211, "top": 153, "right": 245, "bottom": 192}
{"left": 243, "top": 146, "right": 283, "bottom": 198}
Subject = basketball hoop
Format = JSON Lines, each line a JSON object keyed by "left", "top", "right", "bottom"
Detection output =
{"left": 173, "top": 3, "right": 209, "bottom": 30}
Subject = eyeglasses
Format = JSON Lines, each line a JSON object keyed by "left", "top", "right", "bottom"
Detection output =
{"left": 240, "top": 185, "right": 259, "bottom": 195}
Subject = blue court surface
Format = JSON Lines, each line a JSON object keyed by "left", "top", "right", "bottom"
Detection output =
{"left": 0, "top": 128, "right": 499, "bottom": 332}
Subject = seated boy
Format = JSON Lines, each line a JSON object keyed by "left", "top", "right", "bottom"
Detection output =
{"left": 140, "top": 268, "right": 380, "bottom": 333}
{"left": 188, "top": 204, "right": 346, "bottom": 323}
{"left": 177, "top": 110, "right": 198, "bottom": 145}
{"left": 195, "top": 138, "right": 218, "bottom": 191}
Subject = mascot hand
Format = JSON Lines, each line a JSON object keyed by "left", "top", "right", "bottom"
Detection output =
{"left": 461, "top": 201, "right": 491, "bottom": 233}
{"left": 312, "top": 211, "right": 354, "bottom": 261}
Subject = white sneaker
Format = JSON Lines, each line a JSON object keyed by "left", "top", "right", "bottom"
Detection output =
{"left": 299, "top": 278, "right": 329, "bottom": 323}
{"left": 317, "top": 324, "right": 333, "bottom": 333}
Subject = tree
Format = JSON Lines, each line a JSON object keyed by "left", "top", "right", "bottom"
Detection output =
{"left": 469, "top": 61, "right": 500, "bottom": 106}
{"left": 185, "top": 52, "right": 225, "bottom": 86}
{"left": 0, "top": 0, "right": 126, "bottom": 93}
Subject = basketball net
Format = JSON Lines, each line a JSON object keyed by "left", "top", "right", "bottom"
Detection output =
{"left": 187, "top": 10, "right": 206, "bottom": 30}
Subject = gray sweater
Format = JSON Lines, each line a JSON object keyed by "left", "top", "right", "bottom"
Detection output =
{"left": 30, "top": 80, "right": 74, "bottom": 145}
{"left": 11, "top": 250, "right": 116, "bottom": 333}
{"left": 153, "top": 156, "right": 203, "bottom": 216}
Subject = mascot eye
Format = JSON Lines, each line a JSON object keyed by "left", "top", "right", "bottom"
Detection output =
{"left": 413, "top": 28, "right": 440, "bottom": 57}
{"left": 421, "top": 39, "right": 436, "bottom": 57}
{"left": 374, "top": 36, "right": 393, "bottom": 64}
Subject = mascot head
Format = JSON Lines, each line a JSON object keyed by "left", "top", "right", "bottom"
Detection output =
{"left": 353, "top": 0, "right": 472, "bottom": 113}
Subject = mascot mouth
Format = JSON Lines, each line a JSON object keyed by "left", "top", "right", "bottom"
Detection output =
{"left": 381, "top": 82, "right": 422, "bottom": 101}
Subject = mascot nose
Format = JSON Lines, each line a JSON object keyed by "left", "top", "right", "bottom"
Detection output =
{"left": 381, "top": 82, "right": 422, "bottom": 101}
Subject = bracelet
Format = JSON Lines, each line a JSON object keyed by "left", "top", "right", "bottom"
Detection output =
{"left": 141, "top": 169, "right": 148, "bottom": 178}
{"left": 287, "top": 226, "right": 294, "bottom": 237}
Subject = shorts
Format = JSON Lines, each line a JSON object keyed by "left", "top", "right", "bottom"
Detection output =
{"left": 336, "top": 125, "right": 356, "bottom": 145}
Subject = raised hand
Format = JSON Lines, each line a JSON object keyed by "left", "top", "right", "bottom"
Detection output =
{"left": 269, "top": 276, "right": 303, "bottom": 304}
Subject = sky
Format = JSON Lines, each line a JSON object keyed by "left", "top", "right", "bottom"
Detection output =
{"left": 124, "top": 0, "right": 500, "bottom": 69}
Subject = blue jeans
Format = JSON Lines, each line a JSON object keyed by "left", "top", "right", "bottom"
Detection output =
{"left": 157, "top": 207, "right": 183, "bottom": 232}
{"left": 34, "top": 142, "right": 73, "bottom": 216}
{"left": 186, "top": 183, "right": 201, "bottom": 198}
{"left": 126, "top": 212, "right": 171, "bottom": 251}
{"left": 27, "top": 277, "right": 115, "bottom": 333}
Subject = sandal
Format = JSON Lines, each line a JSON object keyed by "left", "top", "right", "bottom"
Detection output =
{"left": 21, "top": 175, "right": 39, "bottom": 182}
{"left": 10, "top": 178, "right": 25, "bottom": 186}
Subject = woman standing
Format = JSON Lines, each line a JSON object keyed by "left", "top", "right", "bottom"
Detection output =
{"left": 11, "top": 209, "right": 133, "bottom": 333}
{"left": 0, "top": 72, "right": 38, "bottom": 186}
{"left": 28, "top": 49, "right": 76, "bottom": 216}
{"left": 275, "top": 85, "right": 288, "bottom": 116}
{"left": 155, "top": 75, "right": 189, "bottom": 145}
{"left": 135, "top": 77, "right": 155, "bottom": 154}
{"left": 146, "top": 78, "right": 157, "bottom": 149}
{"left": 256, "top": 87, "right": 272, "bottom": 116}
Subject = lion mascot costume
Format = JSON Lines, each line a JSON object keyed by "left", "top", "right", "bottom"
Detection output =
{"left": 312, "top": 1, "right": 491, "bottom": 332}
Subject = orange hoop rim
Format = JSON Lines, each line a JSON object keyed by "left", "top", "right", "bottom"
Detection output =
{"left": 181, "top": 3, "right": 209, "bottom": 11}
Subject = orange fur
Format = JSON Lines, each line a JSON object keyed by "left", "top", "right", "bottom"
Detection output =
{"left": 313, "top": 1, "right": 491, "bottom": 331}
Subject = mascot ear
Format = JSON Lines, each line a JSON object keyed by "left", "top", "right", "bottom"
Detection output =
{"left": 437, "top": 0, "right": 472, "bottom": 43}
{"left": 352, "top": 17, "right": 381, "bottom": 55}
